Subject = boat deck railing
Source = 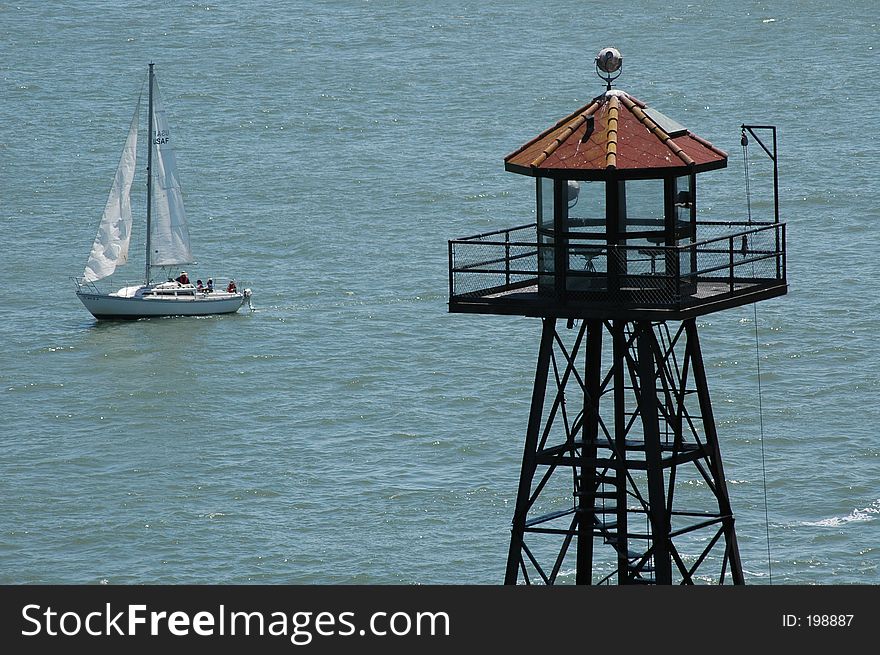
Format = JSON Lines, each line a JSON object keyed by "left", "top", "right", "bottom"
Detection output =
{"left": 71, "top": 277, "right": 101, "bottom": 294}
{"left": 72, "top": 276, "right": 244, "bottom": 295}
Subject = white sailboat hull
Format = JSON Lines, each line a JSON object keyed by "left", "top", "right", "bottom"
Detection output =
{"left": 76, "top": 286, "right": 246, "bottom": 320}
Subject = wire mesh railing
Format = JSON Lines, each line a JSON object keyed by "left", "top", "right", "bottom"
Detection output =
{"left": 449, "top": 221, "right": 785, "bottom": 309}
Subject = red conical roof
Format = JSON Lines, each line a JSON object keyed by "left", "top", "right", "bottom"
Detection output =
{"left": 504, "top": 90, "right": 727, "bottom": 179}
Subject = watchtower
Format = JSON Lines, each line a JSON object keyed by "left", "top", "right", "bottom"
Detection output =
{"left": 448, "top": 48, "right": 786, "bottom": 584}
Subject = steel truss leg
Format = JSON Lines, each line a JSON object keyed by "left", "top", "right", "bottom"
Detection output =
{"left": 504, "top": 318, "right": 745, "bottom": 585}
{"left": 505, "top": 318, "right": 556, "bottom": 585}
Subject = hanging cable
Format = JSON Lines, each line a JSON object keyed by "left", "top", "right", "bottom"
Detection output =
{"left": 742, "top": 128, "right": 773, "bottom": 584}
{"left": 741, "top": 129, "right": 752, "bottom": 225}
{"left": 752, "top": 299, "right": 772, "bottom": 584}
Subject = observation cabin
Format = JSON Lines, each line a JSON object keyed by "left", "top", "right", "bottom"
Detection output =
{"left": 449, "top": 49, "right": 787, "bottom": 320}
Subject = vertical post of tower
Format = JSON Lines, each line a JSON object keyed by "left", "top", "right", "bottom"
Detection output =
{"left": 505, "top": 318, "right": 556, "bottom": 584}
{"left": 611, "top": 321, "right": 629, "bottom": 583}
{"left": 686, "top": 320, "right": 745, "bottom": 584}
{"left": 637, "top": 322, "right": 672, "bottom": 584}
{"left": 576, "top": 320, "right": 602, "bottom": 584}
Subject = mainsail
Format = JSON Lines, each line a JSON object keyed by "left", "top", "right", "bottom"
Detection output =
{"left": 82, "top": 95, "right": 141, "bottom": 283}
{"left": 148, "top": 74, "right": 194, "bottom": 269}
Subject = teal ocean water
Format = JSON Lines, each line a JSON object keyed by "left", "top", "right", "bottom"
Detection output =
{"left": 1, "top": 1, "right": 878, "bottom": 584}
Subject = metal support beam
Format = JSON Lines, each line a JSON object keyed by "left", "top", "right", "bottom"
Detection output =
{"left": 685, "top": 320, "right": 745, "bottom": 584}
{"left": 504, "top": 318, "right": 744, "bottom": 585}
{"left": 612, "top": 320, "right": 629, "bottom": 583}
{"left": 505, "top": 317, "right": 556, "bottom": 584}
{"left": 638, "top": 322, "right": 672, "bottom": 584}
{"left": 576, "top": 320, "right": 602, "bottom": 584}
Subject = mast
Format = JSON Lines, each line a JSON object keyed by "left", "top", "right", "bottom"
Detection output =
{"left": 144, "top": 62, "right": 154, "bottom": 285}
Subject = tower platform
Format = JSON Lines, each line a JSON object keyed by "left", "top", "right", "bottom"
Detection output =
{"left": 449, "top": 220, "right": 786, "bottom": 321}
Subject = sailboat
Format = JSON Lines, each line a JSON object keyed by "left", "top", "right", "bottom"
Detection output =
{"left": 74, "top": 63, "right": 251, "bottom": 320}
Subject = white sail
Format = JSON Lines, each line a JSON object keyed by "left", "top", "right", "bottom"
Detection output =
{"left": 149, "top": 74, "right": 194, "bottom": 268}
{"left": 82, "top": 95, "right": 141, "bottom": 283}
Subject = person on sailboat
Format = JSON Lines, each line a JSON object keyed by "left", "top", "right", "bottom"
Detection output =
{"left": 196, "top": 279, "right": 204, "bottom": 292}
{"left": 227, "top": 279, "right": 237, "bottom": 293}
{"left": 176, "top": 271, "right": 190, "bottom": 285}
{"left": 206, "top": 278, "right": 214, "bottom": 293}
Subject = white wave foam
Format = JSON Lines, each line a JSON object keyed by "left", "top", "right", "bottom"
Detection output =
{"left": 801, "top": 500, "right": 880, "bottom": 527}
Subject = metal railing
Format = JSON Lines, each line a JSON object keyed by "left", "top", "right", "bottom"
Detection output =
{"left": 449, "top": 221, "right": 785, "bottom": 309}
